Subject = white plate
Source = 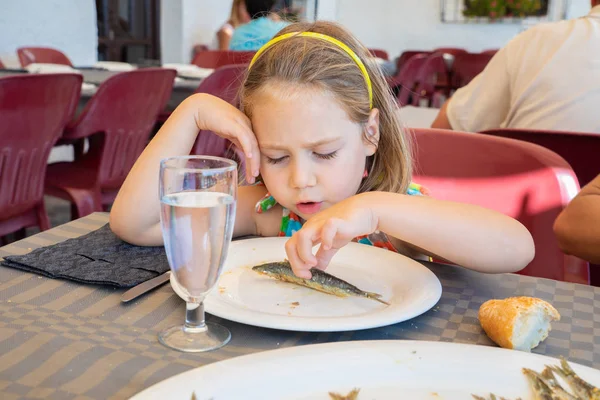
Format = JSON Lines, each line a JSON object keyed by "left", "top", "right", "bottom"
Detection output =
{"left": 170, "top": 237, "right": 442, "bottom": 332}
{"left": 130, "top": 340, "right": 600, "bottom": 399}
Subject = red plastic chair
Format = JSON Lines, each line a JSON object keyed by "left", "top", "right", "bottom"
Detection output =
{"left": 191, "top": 50, "right": 255, "bottom": 69}
{"left": 450, "top": 52, "right": 494, "bottom": 90}
{"left": 193, "top": 64, "right": 246, "bottom": 104}
{"left": 368, "top": 49, "right": 389, "bottom": 60}
{"left": 395, "top": 51, "right": 431, "bottom": 73}
{"left": 0, "top": 74, "right": 82, "bottom": 236}
{"left": 390, "top": 53, "right": 429, "bottom": 106}
{"left": 393, "top": 53, "right": 447, "bottom": 107}
{"left": 412, "top": 128, "right": 589, "bottom": 284}
{"left": 44, "top": 68, "right": 177, "bottom": 218}
{"left": 191, "top": 64, "right": 247, "bottom": 177}
{"left": 432, "top": 47, "right": 468, "bottom": 56}
{"left": 17, "top": 47, "right": 73, "bottom": 67}
{"left": 192, "top": 44, "right": 210, "bottom": 59}
{"left": 480, "top": 128, "right": 600, "bottom": 188}
{"left": 414, "top": 53, "right": 450, "bottom": 107}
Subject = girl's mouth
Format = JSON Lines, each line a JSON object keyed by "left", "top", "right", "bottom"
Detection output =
{"left": 296, "top": 202, "right": 323, "bottom": 215}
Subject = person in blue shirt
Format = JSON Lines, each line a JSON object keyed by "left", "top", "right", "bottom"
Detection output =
{"left": 229, "top": 0, "right": 289, "bottom": 51}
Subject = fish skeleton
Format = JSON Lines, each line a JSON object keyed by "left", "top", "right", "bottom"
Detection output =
{"left": 252, "top": 261, "right": 390, "bottom": 305}
{"left": 550, "top": 358, "right": 600, "bottom": 400}
{"left": 473, "top": 357, "right": 598, "bottom": 400}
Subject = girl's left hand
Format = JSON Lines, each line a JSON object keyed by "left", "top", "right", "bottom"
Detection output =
{"left": 285, "top": 193, "right": 378, "bottom": 279}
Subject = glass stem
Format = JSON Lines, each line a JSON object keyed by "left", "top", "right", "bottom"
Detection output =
{"left": 184, "top": 302, "right": 206, "bottom": 330}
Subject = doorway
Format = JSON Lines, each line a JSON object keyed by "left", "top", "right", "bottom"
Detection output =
{"left": 96, "top": 0, "right": 161, "bottom": 64}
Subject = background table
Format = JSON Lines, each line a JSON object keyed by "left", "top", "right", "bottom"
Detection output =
{"left": 0, "top": 68, "right": 202, "bottom": 113}
{"left": 398, "top": 105, "right": 439, "bottom": 129}
{"left": 1, "top": 218, "right": 599, "bottom": 399}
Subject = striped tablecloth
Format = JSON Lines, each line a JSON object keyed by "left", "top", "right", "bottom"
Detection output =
{"left": 1, "top": 213, "right": 598, "bottom": 399}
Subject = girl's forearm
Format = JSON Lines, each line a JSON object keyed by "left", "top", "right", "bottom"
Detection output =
{"left": 364, "top": 192, "right": 535, "bottom": 273}
{"left": 109, "top": 95, "right": 205, "bottom": 245}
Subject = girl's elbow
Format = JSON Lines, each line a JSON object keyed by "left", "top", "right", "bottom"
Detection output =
{"left": 109, "top": 211, "right": 131, "bottom": 243}
{"left": 109, "top": 212, "right": 163, "bottom": 246}
{"left": 109, "top": 211, "right": 141, "bottom": 245}
{"left": 495, "top": 223, "right": 535, "bottom": 274}
{"left": 510, "top": 224, "right": 536, "bottom": 272}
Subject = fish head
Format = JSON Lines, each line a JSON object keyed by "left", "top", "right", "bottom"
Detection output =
{"left": 252, "top": 261, "right": 289, "bottom": 277}
{"left": 252, "top": 263, "right": 278, "bottom": 276}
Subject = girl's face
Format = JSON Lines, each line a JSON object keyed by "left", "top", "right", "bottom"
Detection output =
{"left": 251, "top": 83, "right": 379, "bottom": 220}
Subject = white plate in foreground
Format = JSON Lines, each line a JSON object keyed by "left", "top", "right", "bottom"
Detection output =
{"left": 170, "top": 237, "right": 442, "bottom": 332}
{"left": 131, "top": 340, "right": 600, "bottom": 399}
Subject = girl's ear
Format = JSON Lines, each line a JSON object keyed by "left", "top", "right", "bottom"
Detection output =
{"left": 363, "top": 108, "right": 380, "bottom": 156}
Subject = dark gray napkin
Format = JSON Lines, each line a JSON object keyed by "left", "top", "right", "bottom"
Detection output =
{"left": 1, "top": 224, "right": 169, "bottom": 287}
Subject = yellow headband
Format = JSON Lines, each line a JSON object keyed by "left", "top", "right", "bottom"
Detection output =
{"left": 248, "top": 31, "right": 373, "bottom": 109}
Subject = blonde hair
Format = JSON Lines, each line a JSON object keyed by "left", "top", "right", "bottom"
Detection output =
{"left": 240, "top": 21, "right": 412, "bottom": 194}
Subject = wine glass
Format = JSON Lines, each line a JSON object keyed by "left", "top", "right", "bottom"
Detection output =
{"left": 158, "top": 155, "right": 237, "bottom": 352}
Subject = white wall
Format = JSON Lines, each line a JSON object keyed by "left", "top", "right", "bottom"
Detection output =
{"left": 320, "top": 0, "right": 592, "bottom": 58}
{"left": 182, "top": 0, "right": 232, "bottom": 61}
{"left": 0, "top": 0, "right": 97, "bottom": 68}
{"left": 160, "top": 0, "right": 184, "bottom": 63}
{"left": 161, "top": 0, "right": 232, "bottom": 63}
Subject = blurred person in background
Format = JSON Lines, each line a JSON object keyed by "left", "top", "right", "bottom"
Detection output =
{"left": 229, "top": 0, "right": 289, "bottom": 51}
{"left": 216, "top": 0, "right": 251, "bottom": 51}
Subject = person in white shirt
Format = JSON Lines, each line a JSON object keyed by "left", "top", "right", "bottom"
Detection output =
{"left": 431, "top": 1, "right": 600, "bottom": 134}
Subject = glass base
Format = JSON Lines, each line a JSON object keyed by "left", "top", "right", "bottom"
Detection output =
{"left": 158, "top": 321, "right": 231, "bottom": 352}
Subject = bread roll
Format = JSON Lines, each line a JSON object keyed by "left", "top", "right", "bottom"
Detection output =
{"left": 478, "top": 296, "right": 560, "bottom": 352}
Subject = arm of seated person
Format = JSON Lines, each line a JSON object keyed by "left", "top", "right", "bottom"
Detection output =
{"left": 431, "top": 101, "right": 453, "bottom": 129}
{"left": 554, "top": 175, "right": 600, "bottom": 263}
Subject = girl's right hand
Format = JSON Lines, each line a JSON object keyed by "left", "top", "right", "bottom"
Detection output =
{"left": 192, "top": 94, "right": 260, "bottom": 184}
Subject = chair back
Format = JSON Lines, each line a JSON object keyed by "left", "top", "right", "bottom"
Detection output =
{"left": 191, "top": 64, "right": 247, "bottom": 174}
{"left": 405, "top": 53, "right": 448, "bottom": 107}
{"left": 192, "top": 44, "right": 210, "bottom": 59}
{"left": 191, "top": 50, "right": 255, "bottom": 69}
{"left": 17, "top": 47, "right": 73, "bottom": 67}
{"left": 368, "top": 49, "right": 389, "bottom": 60}
{"left": 193, "top": 64, "right": 246, "bottom": 104}
{"left": 393, "top": 53, "right": 429, "bottom": 106}
{"left": 481, "top": 128, "right": 600, "bottom": 188}
{"left": 66, "top": 68, "right": 176, "bottom": 189}
{"left": 412, "top": 128, "right": 589, "bottom": 284}
{"left": 395, "top": 51, "right": 431, "bottom": 73}
{"left": 0, "top": 74, "right": 81, "bottom": 231}
{"left": 450, "top": 52, "right": 494, "bottom": 90}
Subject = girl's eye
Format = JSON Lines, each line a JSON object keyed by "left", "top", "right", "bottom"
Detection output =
{"left": 315, "top": 151, "right": 338, "bottom": 160}
{"left": 266, "top": 156, "right": 287, "bottom": 165}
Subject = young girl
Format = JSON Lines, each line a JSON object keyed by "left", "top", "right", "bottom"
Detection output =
{"left": 110, "top": 21, "right": 535, "bottom": 279}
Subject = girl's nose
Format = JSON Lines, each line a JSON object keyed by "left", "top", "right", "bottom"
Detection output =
{"left": 290, "top": 159, "right": 317, "bottom": 189}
